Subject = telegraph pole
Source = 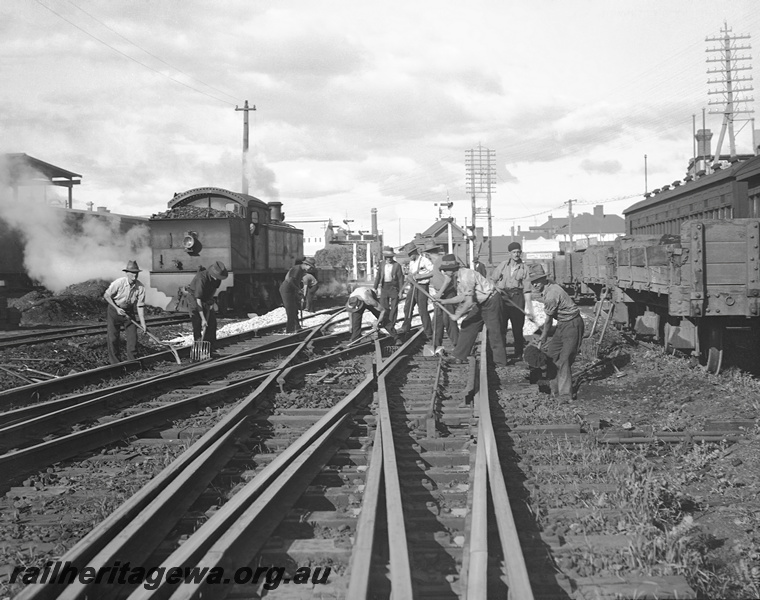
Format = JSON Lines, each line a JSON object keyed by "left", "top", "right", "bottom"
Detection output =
{"left": 706, "top": 22, "right": 754, "bottom": 164}
{"left": 465, "top": 144, "right": 496, "bottom": 264}
{"left": 566, "top": 199, "right": 575, "bottom": 252}
{"left": 235, "top": 100, "right": 256, "bottom": 194}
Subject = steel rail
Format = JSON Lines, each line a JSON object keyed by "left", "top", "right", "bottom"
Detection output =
{"left": 118, "top": 343, "right": 403, "bottom": 599}
{"left": 157, "top": 417, "right": 349, "bottom": 600}
{"left": 375, "top": 342, "right": 416, "bottom": 598}
{"left": 473, "top": 335, "right": 535, "bottom": 600}
{"left": 121, "top": 331, "right": 421, "bottom": 599}
{"left": 0, "top": 329, "right": 383, "bottom": 490}
{"left": 14, "top": 320, "right": 335, "bottom": 600}
{"left": 0, "top": 314, "right": 341, "bottom": 409}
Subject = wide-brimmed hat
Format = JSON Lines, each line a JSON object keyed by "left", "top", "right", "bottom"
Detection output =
{"left": 346, "top": 296, "right": 363, "bottom": 313}
{"left": 382, "top": 246, "right": 395, "bottom": 257}
{"left": 302, "top": 257, "right": 316, "bottom": 268}
{"left": 423, "top": 240, "right": 443, "bottom": 253}
{"left": 407, "top": 244, "right": 420, "bottom": 256}
{"left": 529, "top": 265, "right": 548, "bottom": 283}
{"left": 123, "top": 260, "right": 141, "bottom": 273}
{"left": 208, "top": 260, "right": 229, "bottom": 280}
{"left": 439, "top": 254, "right": 460, "bottom": 272}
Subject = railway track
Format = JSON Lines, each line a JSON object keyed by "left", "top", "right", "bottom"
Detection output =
{"left": 0, "top": 316, "right": 189, "bottom": 350}
{"left": 4, "top": 314, "right": 749, "bottom": 599}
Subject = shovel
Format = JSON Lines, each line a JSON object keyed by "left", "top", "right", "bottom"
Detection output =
{"left": 128, "top": 318, "right": 182, "bottom": 365}
{"left": 191, "top": 308, "right": 212, "bottom": 362}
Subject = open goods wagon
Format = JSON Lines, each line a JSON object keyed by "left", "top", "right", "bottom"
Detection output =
{"left": 594, "top": 219, "right": 760, "bottom": 373}
{"left": 148, "top": 187, "right": 303, "bottom": 314}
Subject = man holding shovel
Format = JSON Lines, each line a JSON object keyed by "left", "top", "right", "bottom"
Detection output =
{"left": 491, "top": 242, "right": 535, "bottom": 361}
{"left": 188, "top": 261, "right": 228, "bottom": 357}
{"left": 529, "top": 266, "right": 584, "bottom": 403}
{"left": 435, "top": 254, "right": 508, "bottom": 367}
{"left": 104, "top": 260, "right": 148, "bottom": 364}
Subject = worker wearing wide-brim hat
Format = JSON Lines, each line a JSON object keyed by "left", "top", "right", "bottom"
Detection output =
{"left": 435, "top": 254, "right": 508, "bottom": 366}
{"left": 103, "top": 260, "right": 147, "bottom": 365}
{"left": 530, "top": 265, "right": 584, "bottom": 403}
{"left": 400, "top": 243, "right": 434, "bottom": 339}
{"left": 279, "top": 257, "right": 317, "bottom": 332}
{"left": 188, "top": 260, "right": 229, "bottom": 354}
{"left": 491, "top": 241, "right": 535, "bottom": 361}
{"left": 373, "top": 246, "right": 404, "bottom": 337}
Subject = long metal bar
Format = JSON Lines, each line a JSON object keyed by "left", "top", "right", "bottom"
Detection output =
{"left": 476, "top": 336, "right": 534, "bottom": 600}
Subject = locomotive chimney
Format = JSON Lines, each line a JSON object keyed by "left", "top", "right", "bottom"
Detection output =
{"left": 268, "top": 201, "right": 283, "bottom": 222}
{"left": 371, "top": 208, "right": 378, "bottom": 236}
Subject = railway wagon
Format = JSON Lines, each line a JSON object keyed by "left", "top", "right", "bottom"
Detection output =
{"left": 149, "top": 187, "right": 303, "bottom": 314}
{"left": 601, "top": 219, "right": 760, "bottom": 373}
{"left": 526, "top": 250, "right": 596, "bottom": 300}
{"left": 625, "top": 154, "right": 760, "bottom": 235}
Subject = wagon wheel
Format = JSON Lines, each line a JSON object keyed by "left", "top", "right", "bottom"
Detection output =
{"left": 702, "top": 322, "right": 724, "bottom": 375}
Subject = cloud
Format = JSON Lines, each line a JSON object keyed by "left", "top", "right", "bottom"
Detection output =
{"left": 579, "top": 158, "right": 623, "bottom": 174}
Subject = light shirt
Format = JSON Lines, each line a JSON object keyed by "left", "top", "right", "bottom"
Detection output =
{"left": 491, "top": 258, "right": 531, "bottom": 293}
{"left": 106, "top": 277, "right": 146, "bottom": 309}
{"left": 383, "top": 262, "right": 395, "bottom": 282}
{"left": 349, "top": 286, "right": 377, "bottom": 303}
{"left": 542, "top": 282, "right": 580, "bottom": 322}
{"left": 409, "top": 254, "right": 434, "bottom": 285}
{"left": 456, "top": 269, "right": 495, "bottom": 304}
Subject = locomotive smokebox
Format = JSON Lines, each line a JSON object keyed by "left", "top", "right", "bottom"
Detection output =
{"left": 268, "top": 201, "right": 283, "bottom": 223}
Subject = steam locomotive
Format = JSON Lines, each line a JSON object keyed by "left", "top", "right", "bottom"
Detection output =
{"left": 148, "top": 187, "right": 303, "bottom": 314}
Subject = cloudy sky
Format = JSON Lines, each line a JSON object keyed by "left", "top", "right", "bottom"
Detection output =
{"left": 3, "top": 0, "right": 760, "bottom": 246}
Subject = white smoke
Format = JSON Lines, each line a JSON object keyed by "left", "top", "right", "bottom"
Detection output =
{"left": 0, "top": 157, "right": 169, "bottom": 307}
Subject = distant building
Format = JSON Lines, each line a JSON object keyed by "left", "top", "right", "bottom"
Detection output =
{"left": 404, "top": 219, "right": 479, "bottom": 267}
{"left": 529, "top": 204, "right": 624, "bottom": 251}
{"left": 2, "top": 153, "right": 82, "bottom": 208}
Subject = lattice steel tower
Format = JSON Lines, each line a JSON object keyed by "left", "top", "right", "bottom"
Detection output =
{"left": 465, "top": 144, "right": 496, "bottom": 264}
{"left": 706, "top": 22, "right": 754, "bottom": 164}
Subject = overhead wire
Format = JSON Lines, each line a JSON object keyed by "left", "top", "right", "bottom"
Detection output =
{"left": 32, "top": 0, "right": 240, "bottom": 106}
{"left": 61, "top": 0, "right": 242, "bottom": 104}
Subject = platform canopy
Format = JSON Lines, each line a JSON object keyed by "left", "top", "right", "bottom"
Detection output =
{"left": 2, "top": 153, "right": 82, "bottom": 209}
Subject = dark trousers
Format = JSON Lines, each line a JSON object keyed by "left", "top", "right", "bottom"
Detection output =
{"left": 402, "top": 283, "right": 432, "bottom": 337}
{"left": 546, "top": 314, "right": 585, "bottom": 397}
{"left": 106, "top": 305, "right": 137, "bottom": 365}
{"left": 279, "top": 283, "right": 301, "bottom": 332}
{"left": 379, "top": 284, "right": 400, "bottom": 334}
{"left": 433, "top": 293, "right": 459, "bottom": 348}
{"left": 502, "top": 288, "right": 526, "bottom": 357}
{"left": 349, "top": 306, "right": 381, "bottom": 342}
{"left": 304, "top": 288, "right": 317, "bottom": 312}
{"left": 452, "top": 293, "right": 507, "bottom": 366}
{"left": 190, "top": 306, "right": 218, "bottom": 348}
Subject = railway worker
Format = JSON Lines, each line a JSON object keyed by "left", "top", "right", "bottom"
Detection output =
{"left": 436, "top": 254, "right": 508, "bottom": 366}
{"left": 530, "top": 265, "right": 584, "bottom": 402}
{"left": 491, "top": 242, "right": 535, "bottom": 361}
{"left": 400, "top": 244, "right": 434, "bottom": 338}
{"left": 424, "top": 242, "right": 459, "bottom": 354}
{"left": 187, "top": 261, "right": 228, "bottom": 354}
{"left": 279, "top": 257, "right": 316, "bottom": 332}
{"left": 373, "top": 246, "right": 405, "bottom": 338}
{"left": 302, "top": 272, "right": 318, "bottom": 312}
{"left": 103, "top": 260, "right": 148, "bottom": 365}
{"left": 473, "top": 254, "right": 488, "bottom": 277}
{"left": 345, "top": 286, "right": 387, "bottom": 344}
